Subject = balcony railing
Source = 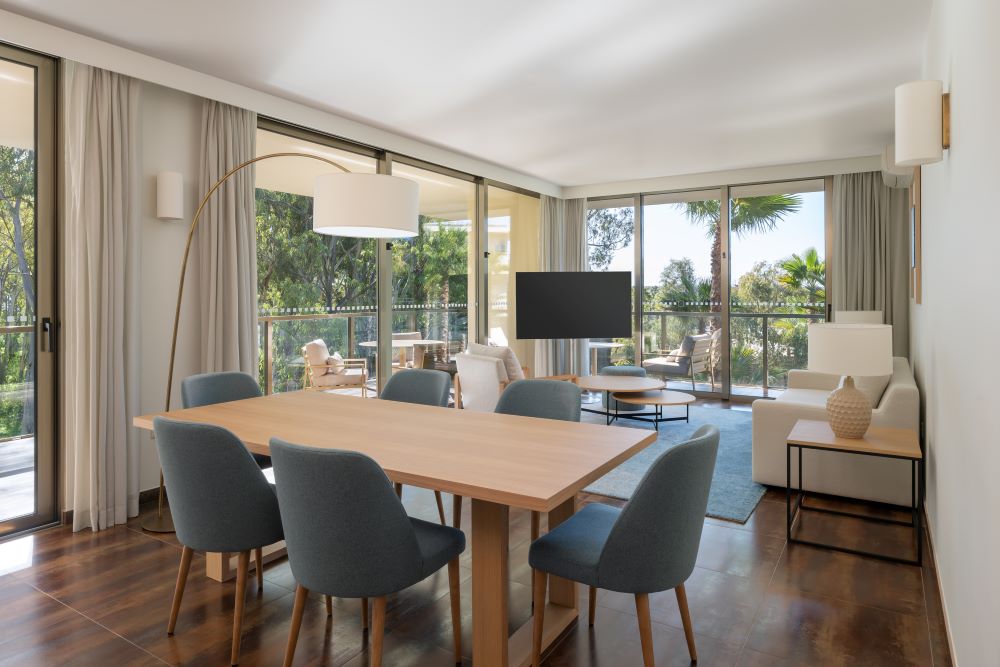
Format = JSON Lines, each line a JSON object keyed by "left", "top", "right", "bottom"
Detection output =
{"left": 641, "top": 309, "right": 824, "bottom": 396}
{"left": 258, "top": 304, "right": 468, "bottom": 395}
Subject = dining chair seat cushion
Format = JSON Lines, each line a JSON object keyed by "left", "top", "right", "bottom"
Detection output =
{"left": 412, "top": 518, "right": 466, "bottom": 577}
{"left": 528, "top": 502, "right": 619, "bottom": 588}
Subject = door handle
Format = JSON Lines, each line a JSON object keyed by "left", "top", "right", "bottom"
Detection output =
{"left": 40, "top": 317, "right": 55, "bottom": 352}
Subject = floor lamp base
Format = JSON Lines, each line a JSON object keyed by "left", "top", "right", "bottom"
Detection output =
{"left": 141, "top": 508, "right": 175, "bottom": 533}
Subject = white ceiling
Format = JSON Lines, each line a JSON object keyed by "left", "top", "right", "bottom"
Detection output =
{"left": 0, "top": 0, "right": 929, "bottom": 187}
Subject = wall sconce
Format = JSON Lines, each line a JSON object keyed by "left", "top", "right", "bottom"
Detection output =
{"left": 156, "top": 171, "right": 184, "bottom": 220}
{"left": 894, "top": 80, "right": 950, "bottom": 166}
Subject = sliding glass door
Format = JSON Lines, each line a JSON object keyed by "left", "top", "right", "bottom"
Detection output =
{"left": 640, "top": 190, "right": 724, "bottom": 395}
{"left": 586, "top": 197, "right": 637, "bottom": 371}
{"left": 0, "top": 45, "right": 57, "bottom": 536}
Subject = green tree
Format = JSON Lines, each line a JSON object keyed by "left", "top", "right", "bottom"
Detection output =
{"left": 680, "top": 194, "right": 801, "bottom": 312}
{"left": 587, "top": 207, "right": 633, "bottom": 271}
{"left": 778, "top": 246, "right": 825, "bottom": 311}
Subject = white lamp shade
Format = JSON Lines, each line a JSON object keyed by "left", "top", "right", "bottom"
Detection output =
{"left": 894, "top": 80, "right": 944, "bottom": 166}
{"left": 156, "top": 171, "right": 184, "bottom": 220}
{"left": 808, "top": 323, "right": 893, "bottom": 377}
{"left": 834, "top": 310, "right": 883, "bottom": 324}
{"left": 313, "top": 173, "right": 419, "bottom": 238}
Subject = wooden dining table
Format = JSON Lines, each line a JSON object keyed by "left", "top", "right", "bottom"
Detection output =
{"left": 134, "top": 390, "right": 656, "bottom": 666}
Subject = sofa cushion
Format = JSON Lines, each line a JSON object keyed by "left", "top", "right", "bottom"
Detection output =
{"left": 468, "top": 342, "right": 524, "bottom": 381}
{"left": 303, "top": 339, "right": 331, "bottom": 371}
{"left": 326, "top": 351, "right": 345, "bottom": 374}
{"left": 845, "top": 374, "right": 891, "bottom": 409}
{"left": 776, "top": 388, "right": 830, "bottom": 409}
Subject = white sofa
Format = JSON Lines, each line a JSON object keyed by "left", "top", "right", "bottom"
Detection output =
{"left": 751, "top": 357, "right": 919, "bottom": 505}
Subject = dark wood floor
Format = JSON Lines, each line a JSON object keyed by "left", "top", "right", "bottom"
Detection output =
{"left": 0, "top": 407, "right": 952, "bottom": 666}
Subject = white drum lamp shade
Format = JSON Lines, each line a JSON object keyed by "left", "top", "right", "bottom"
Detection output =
{"left": 894, "top": 80, "right": 946, "bottom": 166}
{"left": 156, "top": 171, "right": 184, "bottom": 220}
{"left": 313, "top": 173, "right": 419, "bottom": 238}
{"left": 808, "top": 324, "right": 893, "bottom": 377}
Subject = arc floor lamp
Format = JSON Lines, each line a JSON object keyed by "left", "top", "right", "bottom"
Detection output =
{"left": 142, "top": 151, "right": 419, "bottom": 532}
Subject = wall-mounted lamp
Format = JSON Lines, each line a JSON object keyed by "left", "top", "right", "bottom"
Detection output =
{"left": 156, "top": 171, "right": 184, "bottom": 220}
{"left": 894, "top": 80, "right": 950, "bottom": 166}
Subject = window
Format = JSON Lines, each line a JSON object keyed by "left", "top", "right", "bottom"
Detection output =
{"left": 586, "top": 198, "right": 636, "bottom": 368}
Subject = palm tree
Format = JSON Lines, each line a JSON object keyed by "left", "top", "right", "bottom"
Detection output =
{"left": 778, "top": 247, "right": 826, "bottom": 311}
{"left": 681, "top": 195, "right": 802, "bottom": 314}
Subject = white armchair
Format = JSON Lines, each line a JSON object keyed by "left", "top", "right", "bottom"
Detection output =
{"left": 751, "top": 356, "right": 919, "bottom": 505}
{"left": 454, "top": 353, "right": 510, "bottom": 412}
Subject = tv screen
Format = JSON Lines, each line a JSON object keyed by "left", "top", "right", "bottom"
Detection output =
{"left": 515, "top": 271, "right": 632, "bottom": 339}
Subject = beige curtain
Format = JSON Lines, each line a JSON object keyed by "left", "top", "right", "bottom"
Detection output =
{"left": 832, "top": 171, "right": 910, "bottom": 356}
{"left": 534, "top": 196, "right": 588, "bottom": 376}
{"left": 198, "top": 101, "right": 259, "bottom": 374}
{"left": 63, "top": 62, "right": 141, "bottom": 531}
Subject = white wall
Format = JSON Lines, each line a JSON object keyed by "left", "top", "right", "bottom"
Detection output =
{"left": 135, "top": 83, "right": 203, "bottom": 493}
{"left": 910, "top": 0, "right": 1000, "bottom": 664}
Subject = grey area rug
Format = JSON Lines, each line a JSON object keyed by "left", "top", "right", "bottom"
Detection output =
{"left": 583, "top": 405, "right": 765, "bottom": 523}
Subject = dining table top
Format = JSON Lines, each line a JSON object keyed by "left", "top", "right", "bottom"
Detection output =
{"left": 134, "top": 391, "right": 657, "bottom": 513}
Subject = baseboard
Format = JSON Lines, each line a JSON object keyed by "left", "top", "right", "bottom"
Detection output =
{"left": 60, "top": 509, "right": 73, "bottom": 525}
{"left": 922, "top": 511, "right": 959, "bottom": 666}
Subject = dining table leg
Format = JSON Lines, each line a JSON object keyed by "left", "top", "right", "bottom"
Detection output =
{"left": 472, "top": 499, "right": 509, "bottom": 666}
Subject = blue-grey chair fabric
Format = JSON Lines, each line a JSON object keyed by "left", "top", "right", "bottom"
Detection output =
{"left": 529, "top": 425, "right": 719, "bottom": 594}
{"left": 496, "top": 379, "right": 581, "bottom": 422}
{"left": 600, "top": 365, "right": 646, "bottom": 413}
{"left": 152, "top": 417, "right": 283, "bottom": 554}
{"left": 269, "top": 439, "right": 466, "bottom": 599}
{"left": 180, "top": 371, "right": 270, "bottom": 468}
{"left": 380, "top": 368, "right": 451, "bottom": 407}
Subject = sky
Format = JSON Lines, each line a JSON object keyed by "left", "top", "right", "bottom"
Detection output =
{"left": 604, "top": 191, "right": 825, "bottom": 286}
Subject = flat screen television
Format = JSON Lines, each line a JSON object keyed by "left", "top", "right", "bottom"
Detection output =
{"left": 515, "top": 271, "right": 632, "bottom": 339}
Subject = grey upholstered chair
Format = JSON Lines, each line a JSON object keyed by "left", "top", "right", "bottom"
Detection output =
{"left": 600, "top": 365, "right": 647, "bottom": 413}
{"left": 475, "top": 379, "right": 583, "bottom": 541}
{"left": 269, "top": 439, "right": 465, "bottom": 667}
{"left": 379, "top": 368, "right": 452, "bottom": 525}
{"left": 181, "top": 371, "right": 270, "bottom": 468}
{"left": 529, "top": 425, "right": 720, "bottom": 666}
{"left": 153, "top": 417, "right": 284, "bottom": 666}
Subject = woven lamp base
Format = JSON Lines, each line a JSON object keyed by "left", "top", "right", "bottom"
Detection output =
{"left": 826, "top": 375, "right": 872, "bottom": 439}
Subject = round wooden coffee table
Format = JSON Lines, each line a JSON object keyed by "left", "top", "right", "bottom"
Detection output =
{"left": 610, "top": 389, "right": 696, "bottom": 431}
{"left": 575, "top": 375, "right": 665, "bottom": 425}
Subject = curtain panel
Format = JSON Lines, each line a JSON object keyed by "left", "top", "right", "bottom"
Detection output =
{"left": 63, "top": 62, "right": 141, "bottom": 531}
{"left": 534, "top": 196, "right": 588, "bottom": 376}
{"left": 832, "top": 171, "right": 910, "bottom": 356}
{"left": 198, "top": 101, "right": 259, "bottom": 375}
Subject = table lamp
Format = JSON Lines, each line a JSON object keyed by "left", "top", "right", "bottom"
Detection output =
{"left": 807, "top": 323, "right": 893, "bottom": 438}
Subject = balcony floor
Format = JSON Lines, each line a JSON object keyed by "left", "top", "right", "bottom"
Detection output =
{"left": 0, "top": 437, "right": 34, "bottom": 523}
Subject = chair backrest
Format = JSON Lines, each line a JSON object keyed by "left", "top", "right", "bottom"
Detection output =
{"left": 495, "top": 379, "right": 581, "bottom": 422}
{"left": 152, "top": 417, "right": 282, "bottom": 553}
{"left": 380, "top": 368, "right": 451, "bottom": 407}
{"left": 689, "top": 334, "right": 713, "bottom": 373}
{"left": 598, "top": 425, "right": 719, "bottom": 593}
{"left": 392, "top": 331, "right": 423, "bottom": 363}
{"left": 455, "top": 353, "right": 508, "bottom": 412}
{"left": 181, "top": 371, "right": 262, "bottom": 408}
{"left": 269, "top": 439, "right": 424, "bottom": 598}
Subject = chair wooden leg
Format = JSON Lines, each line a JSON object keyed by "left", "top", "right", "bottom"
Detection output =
{"left": 283, "top": 585, "right": 308, "bottom": 667}
{"left": 254, "top": 547, "right": 264, "bottom": 591}
{"left": 361, "top": 597, "right": 369, "bottom": 631}
{"left": 435, "top": 490, "right": 447, "bottom": 525}
{"left": 325, "top": 595, "right": 333, "bottom": 616}
{"left": 588, "top": 586, "right": 597, "bottom": 627}
{"left": 167, "top": 546, "right": 193, "bottom": 635}
{"left": 447, "top": 558, "right": 462, "bottom": 662}
{"left": 531, "top": 511, "right": 540, "bottom": 542}
{"left": 231, "top": 551, "right": 250, "bottom": 665}
{"left": 635, "top": 593, "right": 655, "bottom": 667}
{"left": 394, "top": 483, "right": 403, "bottom": 499}
{"left": 452, "top": 494, "right": 462, "bottom": 528}
{"left": 531, "top": 569, "right": 547, "bottom": 666}
{"left": 675, "top": 583, "right": 697, "bottom": 662}
{"left": 371, "top": 596, "right": 387, "bottom": 667}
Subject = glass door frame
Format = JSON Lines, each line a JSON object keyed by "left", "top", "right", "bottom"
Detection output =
{"left": 0, "top": 43, "right": 58, "bottom": 536}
